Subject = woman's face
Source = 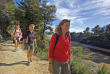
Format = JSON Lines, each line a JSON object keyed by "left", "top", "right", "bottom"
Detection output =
{"left": 29, "top": 26, "right": 35, "bottom": 31}
{"left": 16, "top": 25, "right": 19, "bottom": 29}
{"left": 61, "top": 22, "right": 70, "bottom": 33}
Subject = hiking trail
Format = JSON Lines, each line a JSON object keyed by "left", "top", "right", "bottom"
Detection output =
{"left": 0, "top": 40, "right": 49, "bottom": 74}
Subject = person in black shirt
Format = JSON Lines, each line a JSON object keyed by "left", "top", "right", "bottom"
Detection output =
{"left": 22, "top": 24, "right": 37, "bottom": 66}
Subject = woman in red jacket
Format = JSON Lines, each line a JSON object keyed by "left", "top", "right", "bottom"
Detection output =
{"left": 48, "top": 19, "right": 71, "bottom": 74}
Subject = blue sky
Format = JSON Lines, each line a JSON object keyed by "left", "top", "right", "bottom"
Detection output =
{"left": 13, "top": 0, "right": 110, "bottom": 32}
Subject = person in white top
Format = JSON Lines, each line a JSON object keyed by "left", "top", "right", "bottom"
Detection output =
{"left": 12, "top": 24, "right": 22, "bottom": 52}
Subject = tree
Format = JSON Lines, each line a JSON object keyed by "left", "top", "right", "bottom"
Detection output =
{"left": 41, "top": 1, "right": 56, "bottom": 40}
{"left": 92, "top": 25, "right": 101, "bottom": 35}
{"left": 83, "top": 27, "right": 91, "bottom": 38}
{"left": 105, "top": 24, "right": 110, "bottom": 40}
{"left": 15, "top": 0, "right": 41, "bottom": 31}
{"left": 98, "top": 26, "right": 106, "bottom": 37}
{"left": 0, "top": 0, "right": 16, "bottom": 37}
{"left": 83, "top": 27, "right": 90, "bottom": 33}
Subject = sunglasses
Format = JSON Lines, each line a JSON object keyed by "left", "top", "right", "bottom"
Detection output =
{"left": 62, "top": 19, "right": 70, "bottom": 22}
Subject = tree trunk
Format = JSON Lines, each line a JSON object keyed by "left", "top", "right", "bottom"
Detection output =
{"left": 42, "top": 22, "right": 45, "bottom": 40}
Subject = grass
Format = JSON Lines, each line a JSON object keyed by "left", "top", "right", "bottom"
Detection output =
{"left": 71, "top": 59, "right": 91, "bottom": 74}
{"left": 37, "top": 50, "right": 48, "bottom": 59}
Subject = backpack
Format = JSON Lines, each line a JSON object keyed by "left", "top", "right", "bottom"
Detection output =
{"left": 12, "top": 28, "right": 21, "bottom": 43}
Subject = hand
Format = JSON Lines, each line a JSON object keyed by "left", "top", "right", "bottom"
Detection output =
{"left": 48, "top": 64, "right": 53, "bottom": 73}
{"left": 35, "top": 44, "right": 37, "bottom": 48}
{"left": 22, "top": 44, "right": 25, "bottom": 50}
{"left": 69, "top": 61, "right": 71, "bottom": 67}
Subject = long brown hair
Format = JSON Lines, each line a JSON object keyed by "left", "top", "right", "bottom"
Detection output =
{"left": 55, "top": 19, "right": 70, "bottom": 36}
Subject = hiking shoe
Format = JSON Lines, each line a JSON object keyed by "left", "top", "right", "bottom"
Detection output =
{"left": 30, "top": 58, "right": 32, "bottom": 62}
{"left": 14, "top": 49, "right": 18, "bottom": 52}
{"left": 27, "top": 62, "right": 30, "bottom": 66}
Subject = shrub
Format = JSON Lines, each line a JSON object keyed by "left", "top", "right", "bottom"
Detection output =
{"left": 71, "top": 59, "right": 91, "bottom": 74}
{"left": 97, "top": 65, "right": 110, "bottom": 74}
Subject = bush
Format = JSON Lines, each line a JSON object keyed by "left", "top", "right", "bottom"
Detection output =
{"left": 97, "top": 65, "right": 110, "bottom": 74}
{"left": 34, "top": 33, "right": 49, "bottom": 59}
{"left": 71, "top": 59, "right": 91, "bottom": 74}
{"left": 71, "top": 46, "right": 85, "bottom": 59}
{"left": 37, "top": 50, "right": 48, "bottom": 59}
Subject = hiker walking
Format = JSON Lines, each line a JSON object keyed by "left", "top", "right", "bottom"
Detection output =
{"left": 22, "top": 24, "right": 37, "bottom": 66}
{"left": 12, "top": 24, "right": 22, "bottom": 52}
{"left": 48, "top": 19, "right": 71, "bottom": 74}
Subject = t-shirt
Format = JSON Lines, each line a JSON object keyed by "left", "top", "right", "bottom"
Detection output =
{"left": 13, "top": 29, "right": 22, "bottom": 37}
{"left": 23, "top": 30, "right": 36, "bottom": 44}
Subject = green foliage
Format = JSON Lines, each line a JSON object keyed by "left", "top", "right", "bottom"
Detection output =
{"left": 71, "top": 46, "right": 85, "bottom": 59}
{"left": 92, "top": 25, "right": 101, "bottom": 35}
{"left": 15, "top": 0, "right": 41, "bottom": 29}
{"left": 105, "top": 24, "right": 110, "bottom": 40}
{"left": 40, "top": 1, "right": 56, "bottom": 40}
{"left": 71, "top": 46, "right": 92, "bottom": 74}
{"left": 0, "top": 0, "right": 16, "bottom": 37}
{"left": 71, "top": 24, "right": 110, "bottom": 49}
{"left": 83, "top": 27, "right": 90, "bottom": 33}
{"left": 37, "top": 50, "right": 48, "bottom": 59}
{"left": 97, "top": 65, "right": 110, "bottom": 74}
{"left": 34, "top": 36, "right": 49, "bottom": 59}
{"left": 71, "top": 59, "right": 91, "bottom": 74}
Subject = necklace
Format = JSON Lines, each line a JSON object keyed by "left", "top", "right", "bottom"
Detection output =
{"left": 62, "top": 35, "right": 66, "bottom": 42}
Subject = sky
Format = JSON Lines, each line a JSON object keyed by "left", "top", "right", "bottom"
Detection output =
{"left": 13, "top": 0, "right": 110, "bottom": 32}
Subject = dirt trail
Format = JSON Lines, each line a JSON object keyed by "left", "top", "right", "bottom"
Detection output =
{"left": 0, "top": 40, "right": 49, "bottom": 74}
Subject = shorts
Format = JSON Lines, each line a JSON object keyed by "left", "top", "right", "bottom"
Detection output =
{"left": 13, "top": 37, "right": 20, "bottom": 42}
{"left": 26, "top": 43, "right": 35, "bottom": 50}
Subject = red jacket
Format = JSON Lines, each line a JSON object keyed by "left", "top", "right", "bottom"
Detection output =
{"left": 49, "top": 33, "right": 71, "bottom": 62}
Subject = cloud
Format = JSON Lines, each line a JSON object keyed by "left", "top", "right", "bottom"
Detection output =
{"left": 93, "top": 8, "right": 110, "bottom": 16}
{"left": 81, "top": 0, "right": 110, "bottom": 16}
{"left": 50, "top": 0, "right": 94, "bottom": 25}
{"left": 46, "top": 0, "right": 110, "bottom": 32}
{"left": 47, "top": 2, "right": 51, "bottom": 5}
{"left": 69, "top": 27, "right": 84, "bottom": 32}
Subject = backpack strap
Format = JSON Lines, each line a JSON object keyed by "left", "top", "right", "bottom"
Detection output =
{"left": 53, "top": 34, "right": 70, "bottom": 54}
{"left": 14, "top": 28, "right": 21, "bottom": 36}
{"left": 55, "top": 34, "right": 70, "bottom": 45}
{"left": 55, "top": 33, "right": 59, "bottom": 46}
{"left": 25, "top": 30, "right": 29, "bottom": 43}
{"left": 68, "top": 35, "right": 70, "bottom": 42}
{"left": 14, "top": 29, "right": 16, "bottom": 35}
{"left": 19, "top": 28, "right": 21, "bottom": 36}
{"left": 53, "top": 33, "right": 59, "bottom": 54}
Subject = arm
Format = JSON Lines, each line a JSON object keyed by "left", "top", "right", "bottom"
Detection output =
{"left": 34, "top": 39, "right": 37, "bottom": 48}
{"left": 22, "top": 32, "right": 27, "bottom": 50}
{"left": 12, "top": 30, "right": 15, "bottom": 37}
{"left": 11, "top": 30, "right": 15, "bottom": 40}
{"left": 69, "top": 35, "right": 71, "bottom": 66}
{"left": 22, "top": 38, "right": 26, "bottom": 50}
{"left": 69, "top": 35, "right": 71, "bottom": 56}
{"left": 22, "top": 39, "right": 26, "bottom": 45}
{"left": 48, "top": 33, "right": 56, "bottom": 72}
{"left": 48, "top": 33, "right": 56, "bottom": 60}
{"left": 34, "top": 33, "right": 37, "bottom": 48}
{"left": 20, "top": 32, "right": 22, "bottom": 38}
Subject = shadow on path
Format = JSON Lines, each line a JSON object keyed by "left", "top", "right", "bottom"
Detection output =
{"left": 0, "top": 61, "right": 28, "bottom": 66}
